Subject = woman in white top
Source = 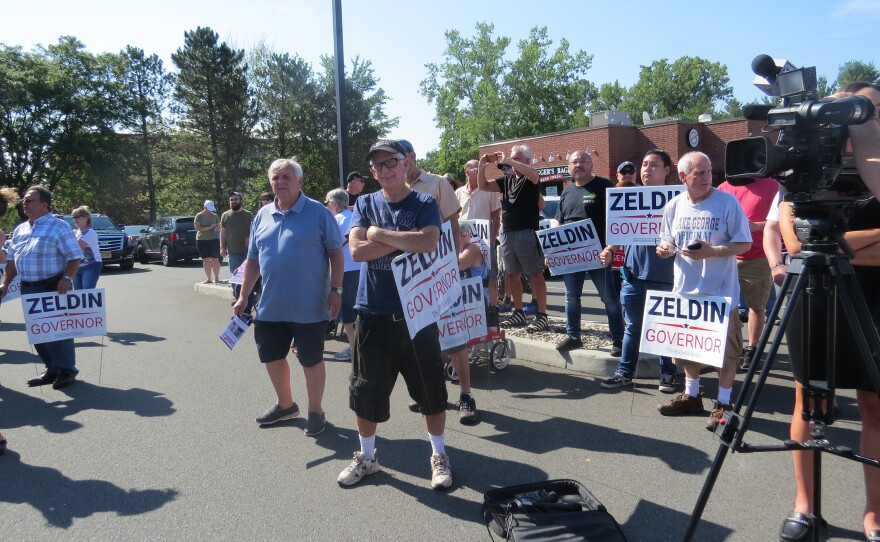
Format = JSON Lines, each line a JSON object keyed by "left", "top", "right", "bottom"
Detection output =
{"left": 71, "top": 206, "right": 102, "bottom": 290}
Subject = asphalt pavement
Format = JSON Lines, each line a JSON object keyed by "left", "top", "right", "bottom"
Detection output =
{"left": 0, "top": 262, "right": 869, "bottom": 541}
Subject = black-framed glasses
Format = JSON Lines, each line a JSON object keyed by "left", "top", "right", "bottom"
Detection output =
{"left": 369, "top": 157, "right": 401, "bottom": 172}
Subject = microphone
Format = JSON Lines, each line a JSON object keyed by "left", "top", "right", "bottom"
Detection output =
{"left": 742, "top": 104, "right": 774, "bottom": 121}
{"left": 752, "top": 54, "right": 797, "bottom": 96}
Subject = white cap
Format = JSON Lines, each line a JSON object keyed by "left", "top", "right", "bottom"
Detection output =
{"left": 204, "top": 200, "right": 216, "bottom": 212}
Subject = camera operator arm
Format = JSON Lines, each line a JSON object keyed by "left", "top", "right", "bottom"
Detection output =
{"left": 778, "top": 202, "right": 803, "bottom": 255}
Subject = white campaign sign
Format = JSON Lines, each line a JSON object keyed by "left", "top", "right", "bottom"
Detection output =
{"left": 392, "top": 222, "right": 461, "bottom": 338}
{"left": 220, "top": 315, "right": 252, "bottom": 350}
{"left": 1, "top": 273, "right": 22, "bottom": 303}
{"left": 640, "top": 290, "right": 732, "bottom": 368}
{"left": 438, "top": 276, "right": 488, "bottom": 350}
{"left": 21, "top": 288, "right": 107, "bottom": 345}
{"left": 465, "top": 219, "right": 492, "bottom": 271}
{"left": 605, "top": 185, "right": 684, "bottom": 246}
{"left": 536, "top": 219, "right": 604, "bottom": 276}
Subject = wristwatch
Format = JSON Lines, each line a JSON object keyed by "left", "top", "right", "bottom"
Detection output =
{"left": 330, "top": 286, "right": 341, "bottom": 293}
{"left": 62, "top": 275, "right": 73, "bottom": 282}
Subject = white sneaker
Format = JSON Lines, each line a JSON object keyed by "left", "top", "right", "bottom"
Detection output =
{"left": 337, "top": 450, "right": 380, "bottom": 486}
{"left": 430, "top": 453, "right": 452, "bottom": 490}
{"left": 334, "top": 347, "right": 352, "bottom": 361}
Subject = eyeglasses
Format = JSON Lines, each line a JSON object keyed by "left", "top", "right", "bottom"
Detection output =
{"left": 22, "top": 197, "right": 37, "bottom": 204}
{"left": 620, "top": 168, "right": 636, "bottom": 175}
{"left": 369, "top": 157, "right": 401, "bottom": 171}
{"left": 466, "top": 167, "right": 478, "bottom": 173}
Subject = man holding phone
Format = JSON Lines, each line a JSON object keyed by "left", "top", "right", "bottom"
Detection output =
{"left": 656, "top": 151, "right": 752, "bottom": 430}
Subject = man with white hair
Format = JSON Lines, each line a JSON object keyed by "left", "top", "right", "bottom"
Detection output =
{"left": 656, "top": 151, "right": 752, "bottom": 430}
{"left": 477, "top": 144, "right": 549, "bottom": 332}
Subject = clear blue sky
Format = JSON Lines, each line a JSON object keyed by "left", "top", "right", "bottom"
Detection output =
{"left": 2, "top": 0, "right": 878, "bottom": 157}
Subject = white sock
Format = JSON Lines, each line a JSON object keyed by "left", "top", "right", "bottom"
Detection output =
{"left": 717, "top": 387, "right": 733, "bottom": 405}
{"left": 429, "top": 433, "right": 446, "bottom": 456}
{"left": 359, "top": 434, "right": 376, "bottom": 461}
{"left": 685, "top": 377, "right": 700, "bottom": 397}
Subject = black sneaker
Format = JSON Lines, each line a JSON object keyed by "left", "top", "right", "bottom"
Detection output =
{"left": 256, "top": 403, "right": 300, "bottom": 425}
{"left": 500, "top": 309, "right": 527, "bottom": 328}
{"left": 525, "top": 312, "right": 549, "bottom": 332}
{"left": 658, "top": 373, "right": 677, "bottom": 393}
{"left": 556, "top": 336, "right": 583, "bottom": 352}
{"left": 739, "top": 346, "right": 755, "bottom": 372}
{"left": 610, "top": 340, "right": 623, "bottom": 357}
{"left": 600, "top": 371, "right": 634, "bottom": 389}
{"left": 408, "top": 401, "right": 421, "bottom": 413}
{"left": 456, "top": 394, "right": 479, "bottom": 425}
{"left": 304, "top": 411, "right": 326, "bottom": 437}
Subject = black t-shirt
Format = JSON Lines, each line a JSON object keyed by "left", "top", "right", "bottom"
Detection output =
{"left": 555, "top": 176, "right": 614, "bottom": 246}
{"left": 496, "top": 174, "right": 540, "bottom": 231}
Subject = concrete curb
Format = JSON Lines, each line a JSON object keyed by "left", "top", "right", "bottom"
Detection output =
{"left": 193, "top": 281, "right": 667, "bottom": 380}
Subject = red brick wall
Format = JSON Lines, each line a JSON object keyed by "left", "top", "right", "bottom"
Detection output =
{"left": 479, "top": 118, "right": 765, "bottom": 185}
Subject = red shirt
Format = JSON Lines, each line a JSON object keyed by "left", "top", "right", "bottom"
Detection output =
{"left": 717, "top": 177, "right": 779, "bottom": 261}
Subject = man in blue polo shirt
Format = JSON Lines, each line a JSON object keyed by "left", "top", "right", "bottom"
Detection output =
{"left": 233, "top": 158, "right": 343, "bottom": 437}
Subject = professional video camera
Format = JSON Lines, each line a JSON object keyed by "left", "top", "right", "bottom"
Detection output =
{"left": 725, "top": 54, "right": 876, "bottom": 199}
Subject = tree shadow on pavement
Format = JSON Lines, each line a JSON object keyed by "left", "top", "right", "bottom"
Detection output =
{"left": 0, "top": 381, "right": 175, "bottom": 434}
{"left": 469, "top": 363, "right": 598, "bottom": 401}
{"left": 621, "top": 498, "right": 733, "bottom": 541}
{"left": 0, "top": 449, "right": 178, "bottom": 529}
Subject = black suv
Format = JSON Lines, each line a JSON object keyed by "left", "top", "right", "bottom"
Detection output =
{"left": 58, "top": 214, "right": 134, "bottom": 270}
{"left": 136, "top": 216, "right": 200, "bottom": 266}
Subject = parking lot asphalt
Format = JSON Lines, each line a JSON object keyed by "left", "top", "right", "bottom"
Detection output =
{"left": 0, "top": 262, "right": 867, "bottom": 541}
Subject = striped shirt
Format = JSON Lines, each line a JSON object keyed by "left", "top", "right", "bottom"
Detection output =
{"left": 7, "top": 213, "right": 83, "bottom": 281}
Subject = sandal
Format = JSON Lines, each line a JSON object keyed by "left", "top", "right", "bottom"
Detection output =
{"left": 867, "top": 530, "right": 880, "bottom": 542}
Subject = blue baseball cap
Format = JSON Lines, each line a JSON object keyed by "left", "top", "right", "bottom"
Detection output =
{"left": 397, "top": 139, "right": 414, "bottom": 154}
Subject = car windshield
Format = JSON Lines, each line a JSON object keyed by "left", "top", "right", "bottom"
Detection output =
{"left": 541, "top": 199, "right": 560, "bottom": 220}
{"left": 125, "top": 225, "right": 146, "bottom": 236}
{"left": 92, "top": 216, "right": 120, "bottom": 230}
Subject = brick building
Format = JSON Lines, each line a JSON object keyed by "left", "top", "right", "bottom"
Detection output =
{"left": 478, "top": 117, "right": 766, "bottom": 188}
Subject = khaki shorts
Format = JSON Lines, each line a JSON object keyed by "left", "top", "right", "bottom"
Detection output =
{"left": 738, "top": 257, "right": 771, "bottom": 310}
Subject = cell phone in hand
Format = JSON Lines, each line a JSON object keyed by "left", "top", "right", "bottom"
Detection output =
{"left": 686, "top": 241, "right": 702, "bottom": 250}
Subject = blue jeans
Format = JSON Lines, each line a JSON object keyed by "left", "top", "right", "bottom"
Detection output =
{"left": 616, "top": 277, "right": 675, "bottom": 377}
{"left": 21, "top": 281, "right": 78, "bottom": 375}
{"left": 228, "top": 252, "right": 247, "bottom": 300}
{"left": 562, "top": 266, "right": 624, "bottom": 341}
{"left": 74, "top": 261, "right": 102, "bottom": 290}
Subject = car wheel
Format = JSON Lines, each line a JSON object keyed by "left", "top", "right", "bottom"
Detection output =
{"left": 161, "top": 245, "right": 176, "bottom": 267}
{"left": 137, "top": 246, "right": 149, "bottom": 264}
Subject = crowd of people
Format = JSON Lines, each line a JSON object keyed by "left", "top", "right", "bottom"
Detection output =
{"left": 2, "top": 82, "right": 880, "bottom": 540}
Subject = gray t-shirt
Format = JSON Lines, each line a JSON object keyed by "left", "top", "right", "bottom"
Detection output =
{"left": 659, "top": 188, "right": 751, "bottom": 302}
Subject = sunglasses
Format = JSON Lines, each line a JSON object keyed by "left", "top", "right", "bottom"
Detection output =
{"left": 620, "top": 168, "right": 636, "bottom": 175}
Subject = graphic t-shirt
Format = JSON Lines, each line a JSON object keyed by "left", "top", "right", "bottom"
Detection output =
{"left": 351, "top": 190, "right": 441, "bottom": 314}
{"left": 659, "top": 188, "right": 751, "bottom": 302}
{"left": 556, "top": 176, "right": 613, "bottom": 245}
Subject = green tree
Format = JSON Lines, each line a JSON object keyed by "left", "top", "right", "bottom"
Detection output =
{"left": 503, "top": 27, "right": 596, "bottom": 137}
{"left": 0, "top": 37, "right": 129, "bottom": 219}
{"left": 835, "top": 60, "right": 880, "bottom": 87}
{"left": 589, "top": 81, "right": 628, "bottom": 118}
{"left": 621, "top": 56, "right": 733, "bottom": 123}
{"left": 118, "top": 46, "right": 172, "bottom": 221}
{"left": 172, "top": 27, "right": 257, "bottom": 208}
{"left": 421, "top": 22, "right": 510, "bottom": 174}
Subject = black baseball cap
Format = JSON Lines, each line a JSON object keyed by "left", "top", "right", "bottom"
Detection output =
{"left": 346, "top": 171, "right": 365, "bottom": 183}
{"left": 366, "top": 139, "right": 407, "bottom": 161}
{"left": 617, "top": 161, "right": 636, "bottom": 173}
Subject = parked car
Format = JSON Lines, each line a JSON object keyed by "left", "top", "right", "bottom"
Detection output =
{"left": 125, "top": 225, "right": 148, "bottom": 250}
{"left": 136, "top": 216, "right": 200, "bottom": 266}
{"left": 58, "top": 213, "right": 134, "bottom": 270}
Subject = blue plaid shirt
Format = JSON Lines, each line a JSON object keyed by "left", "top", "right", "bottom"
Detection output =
{"left": 7, "top": 213, "right": 83, "bottom": 281}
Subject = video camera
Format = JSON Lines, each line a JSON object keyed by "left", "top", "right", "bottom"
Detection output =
{"left": 724, "top": 54, "right": 876, "bottom": 200}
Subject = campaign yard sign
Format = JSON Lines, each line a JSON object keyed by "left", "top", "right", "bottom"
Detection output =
{"left": 438, "top": 277, "right": 488, "bottom": 351}
{"left": 536, "top": 219, "right": 604, "bottom": 276}
{"left": 605, "top": 185, "right": 684, "bottom": 246}
{"left": 392, "top": 221, "right": 461, "bottom": 338}
{"left": 640, "top": 291, "right": 732, "bottom": 368}
{"left": 465, "top": 219, "right": 492, "bottom": 271}
{"left": 21, "top": 288, "right": 107, "bottom": 345}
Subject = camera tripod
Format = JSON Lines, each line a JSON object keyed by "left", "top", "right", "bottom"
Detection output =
{"left": 683, "top": 205, "right": 880, "bottom": 542}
